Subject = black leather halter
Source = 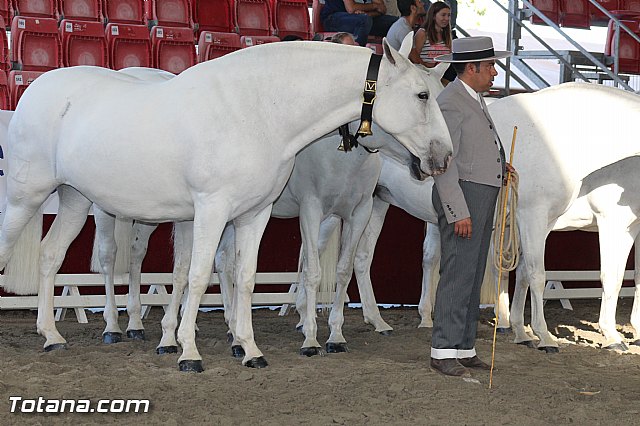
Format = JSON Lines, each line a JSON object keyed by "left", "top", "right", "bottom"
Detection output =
{"left": 338, "top": 53, "right": 383, "bottom": 153}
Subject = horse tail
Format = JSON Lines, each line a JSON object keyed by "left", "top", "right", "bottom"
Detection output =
{"left": 3, "top": 207, "right": 44, "bottom": 295}
{"left": 90, "top": 217, "right": 134, "bottom": 274}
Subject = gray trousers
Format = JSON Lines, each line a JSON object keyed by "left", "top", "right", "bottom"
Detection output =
{"left": 431, "top": 180, "right": 499, "bottom": 358}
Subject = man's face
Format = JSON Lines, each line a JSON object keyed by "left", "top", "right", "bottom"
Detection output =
{"left": 469, "top": 60, "right": 497, "bottom": 93}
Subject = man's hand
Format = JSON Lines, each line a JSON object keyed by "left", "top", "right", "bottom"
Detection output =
{"left": 503, "top": 163, "right": 516, "bottom": 186}
{"left": 454, "top": 217, "right": 472, "bottom": 239}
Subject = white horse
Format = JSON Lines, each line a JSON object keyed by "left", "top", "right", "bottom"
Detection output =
{"left": 353, "top": 83, "right": 640, "bottom": 351}
{"left": 0, "top": 35, "right": 452, "bottom": 371}
{"left": 86, "top": 63, "right": 449, "bottom": 351}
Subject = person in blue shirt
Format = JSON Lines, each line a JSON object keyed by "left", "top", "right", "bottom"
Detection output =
{"left": 320, "top": 0, "right": 399, "bottom": 46}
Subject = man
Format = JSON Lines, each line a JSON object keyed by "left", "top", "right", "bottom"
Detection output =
{"left": 386, "top": 0, "right": 425, "bottom": 51}
{"left": 429, "top": 36, "right": 513, "bottom": 377}
{"left": 320, "top": 0, "right": 398, "bottom": 46}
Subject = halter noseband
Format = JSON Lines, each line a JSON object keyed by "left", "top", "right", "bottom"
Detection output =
{"left": 338, "top": 53, "right": 382, "bottom": 153}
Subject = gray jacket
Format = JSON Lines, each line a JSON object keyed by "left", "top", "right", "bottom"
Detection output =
{"left": 434, "top": 79, "right": 506, "bottom": 223}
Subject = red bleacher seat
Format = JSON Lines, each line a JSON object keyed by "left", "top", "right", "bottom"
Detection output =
{"left": 0, "top": 70, "right": 10, "bottom": 110}
{"left": 146, "top": 0, "right": 192, "bottom": 27}
{"left": 234, "top": 0, "right": 272, "bottom": 36}
{"left": 151, "top": 25, "right": 196, "bottom": 73}
{"left": 239, "top": 34, "right": 277, "bottom": 47}
{"left": 102, "top": 0, "right": 145, "bottom": 24}
{"left": 197, "top": 30, "right": 240, "bottom": 61}
{"left": 605, "top": 16, "right": 640, "bottom": 73}
{"left": 0, "top": 0, "right": 10, "bottom": 26}
{"left": 191, "top": 0, "right": 235, "bottom": 36}
{"left": 529, "top": 0, "right": 561, "bottom": 26}
{"left": 590, "top": 1, "right": 622, "bottom": 24}
{"left": 105, "top": 22, "right": 151, "bottom": 69}
{"left": 624, "top": 0, "right": 640, "bottom": 12}
{"left": 60, "top": 19, "right": 107, "bottom": 67}
{"left": 561, "top": 0, "right": 591, "bottom": 28}
{"left": 58, "top": 0, "right": 103, "bottom": 21}
{"left": 13, "top": 0, "right": 58, "bottom": 18}
{"left": 272, "top": 0, "right": 311, "bottom": 40}
{"left": 11, "top": 16, "right": 61, "bottom": 71}
{"left": 9, "top": 70, "right": 44, "bottom": 110}
{"left": 0, "top": 16, "right": 9, "bottom": 70}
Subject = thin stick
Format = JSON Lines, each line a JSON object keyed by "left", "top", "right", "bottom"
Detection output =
{"left": 489, "top": 126, "right": 517, "bottom": 389}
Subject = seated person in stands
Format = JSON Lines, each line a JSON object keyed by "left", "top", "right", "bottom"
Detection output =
{"left": 386, "top": 0, "right": 425, "bottom": 51}
{"left": 414, "top": 1, "right": 457, "bottom": 84}
{"left": 330, "top": 32, "right": 359, "bottom": 45}
{"left": 320, "top": 0, "right": 398, "bottom": 46}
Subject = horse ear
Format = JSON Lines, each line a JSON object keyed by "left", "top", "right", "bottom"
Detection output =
{"left": 382, "top": 36, "right": 412, "bottom": 67}
{"left": 398, "top": 32, "right": 413, "bottom": 58}
{"left": 431, "top": 62, "right": 449, "bottom": 79}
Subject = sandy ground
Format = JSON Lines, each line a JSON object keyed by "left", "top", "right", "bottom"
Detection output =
{"left": 1, "top": 299, "right": 640, "bottom": 425}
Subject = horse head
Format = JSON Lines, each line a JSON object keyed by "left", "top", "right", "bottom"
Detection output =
{"left": 363, "top": 37, "right": 452, "bottom": 180}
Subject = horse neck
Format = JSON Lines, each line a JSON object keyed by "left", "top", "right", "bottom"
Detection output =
{"left": 188, "top": 44, "right": 375, "bottom": 158}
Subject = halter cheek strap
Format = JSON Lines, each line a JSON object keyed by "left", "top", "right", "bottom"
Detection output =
{"left": 338, "top": 53, "right": 382, "bottom": 153}
{"left": 356, "top": 54, "right": 382, "bottom": 138}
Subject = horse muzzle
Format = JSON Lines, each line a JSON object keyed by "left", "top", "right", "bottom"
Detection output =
{"left": 410, "top": 148, "right": 452, "bottom": 180}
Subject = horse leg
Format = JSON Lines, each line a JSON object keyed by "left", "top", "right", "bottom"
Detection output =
{"left": 327, "top": 200, "right": 375, "bottom": 352}
{"left": 157, "top": 221, "right": 192, "bottom": 354}
{"left": 520, "top": 226, "right": 559, "bottom": 352}
{"left": 37, "top": 186, "right": 92, "bottom": 350}
{"left": 631, "top": 233, "right": 640, "bottom": 346}
{"left": 93, "top": 207, "right": 124, "bottom": 343}
{"left": 126, "top": 222, "right": 158, "bottom": 340}
{"left": 230, "top": 206, "right": 272, "bottom": 367}
{"left": 297, "top": 202, "right": 324, "bottom": 356}
{"left": 419, "top": 223, "right": 440, "bottom": 328}
{"left": 353, "top": 197, "right": 393, "bottom": 334}
{"left": 215, "top": 223, "right": 236, "bottom": 329}
{"left": 597, "top": 221, "right": 634, "bottom": 350}
{"left": 176, "top": 203, "right": 229, "bottom": 372}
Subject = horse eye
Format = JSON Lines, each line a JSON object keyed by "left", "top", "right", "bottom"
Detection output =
{"left": 418, "top": 92, "right": 429, "bottom": 100}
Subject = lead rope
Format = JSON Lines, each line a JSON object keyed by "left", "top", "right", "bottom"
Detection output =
{"left": 489, "top": 126, "right": 519, "bottom": 389}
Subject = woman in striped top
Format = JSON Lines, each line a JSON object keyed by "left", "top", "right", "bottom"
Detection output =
{"left": 414, "top": 1, "right": 455, "bottom": 84}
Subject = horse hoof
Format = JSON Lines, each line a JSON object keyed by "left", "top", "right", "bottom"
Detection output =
{"left": 300, "top": 347, "right": 321, "bottom": 357}
{"left": 497, "top": 327, "right": 511, "bottom": 334}
{"left": 538, "top": 346, "right": 560, "bottom": 354}
{"left": 179, "top": 360, "right": 204, "bottom": 373}
{"left": 127, "top": 330, "right": 145, "bottom": 341}
{"left": 517, "top": 340, "right": 536, "bottom": 349}
{"left": 156, "top": 346, "right": 178, "bottom": 355}
{"left": 226, "top": 332, "right": 234, "bottom": 344}
{"left": 604, "top": 342, "right": 629, "bottom": 351}
{"left": 245, "top": 357, "right": 268, "bottom": 369}
{"left": 44, "top": 343, "right": 68, "bottom": 352}
{"left": 231, "top": 345, "right": 245, "bottom": 358}
{"left": 102, "top": 332, "right": 122, "bottom": 344}
{"left": 326, "top": 342, "right": 349, "bottom": 353}
{"left": 379, "top": 330, "right": 393, "bottom": 336}
{"left": 631, "top": 339, "right": 640, "bottom": 347}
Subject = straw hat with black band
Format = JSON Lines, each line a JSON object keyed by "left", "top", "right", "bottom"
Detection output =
{"left": 434, "top": 36, "right": 511, "bottom": 63}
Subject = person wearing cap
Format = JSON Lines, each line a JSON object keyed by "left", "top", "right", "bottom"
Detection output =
{"left": 429, "top": 36, "right": 514, "bottom": 377}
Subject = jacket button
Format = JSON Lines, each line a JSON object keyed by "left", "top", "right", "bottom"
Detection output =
{"left": 489, "top": 124, "right": 493, "bottom": 129}
{"left": 497, "top": 175, "right": 501, "bottom": 179}
{"left": 497, "top": 158, "right": 500, "bottom": 163}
